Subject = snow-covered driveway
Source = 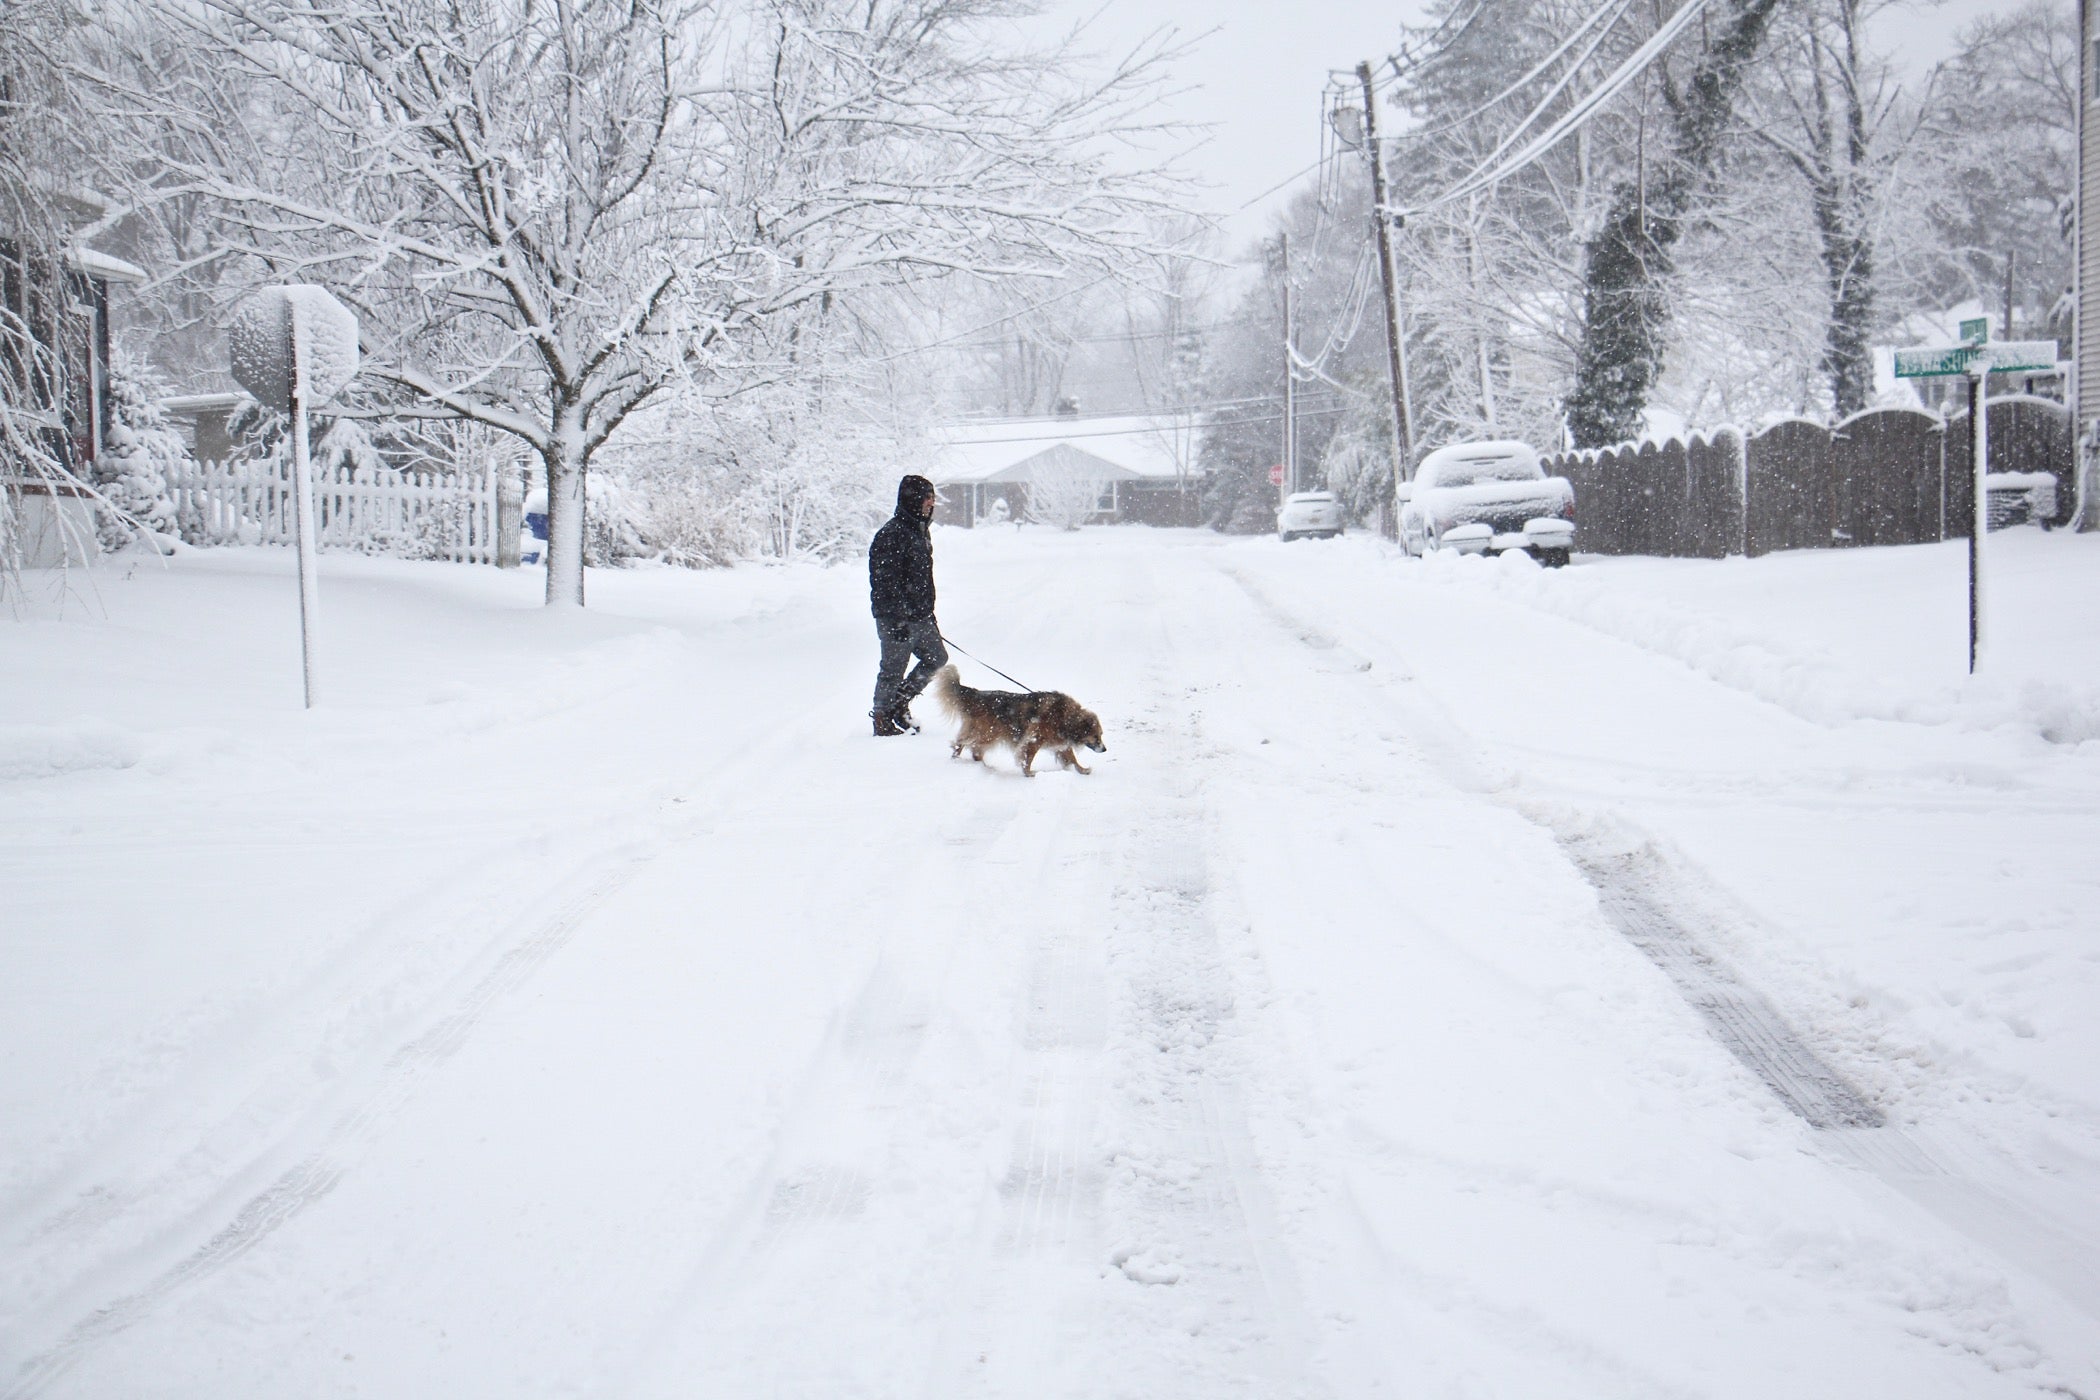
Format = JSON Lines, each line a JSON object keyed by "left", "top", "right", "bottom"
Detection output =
{"left": 4, "top": 529, "right": 2097, "bottom": 1398}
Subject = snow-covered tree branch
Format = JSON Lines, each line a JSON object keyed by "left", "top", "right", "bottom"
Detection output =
{"left": 79, "top": 0, "right": 1187, "bottom": 603}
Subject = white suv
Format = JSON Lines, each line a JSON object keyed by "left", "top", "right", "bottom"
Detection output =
{"left": 1277, "top": 491, "right": 1344, "bottom": 542}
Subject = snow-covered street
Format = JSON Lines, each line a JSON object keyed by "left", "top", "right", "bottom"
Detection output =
{"left": 5, "top": 529, "right": 2099, "bottom": 1398}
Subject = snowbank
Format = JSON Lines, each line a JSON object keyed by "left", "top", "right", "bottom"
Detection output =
{"left": 1408, "top": 531, "right": 2100, "bottom": 744}
{"left": 0, "top": 721, "right": 142, "bottom": 780}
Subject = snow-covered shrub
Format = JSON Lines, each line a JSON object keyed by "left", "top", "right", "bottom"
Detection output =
{"left": 1024, "top": 463, "right": 1106, "bottom": 531}
{"left": 93, "top": 350, "right": 185, "bottom": 551}
{"left": 594, "top": 382, "right": 899, "bottom": 567}
{"left": 398, "top": 492, "right": 476, "bottom": 562}
{"left": 584, "top": 473, "right": 650, "bottom": 567}
{"left": 737, "top": 452, "right": 893, "bottom": 560}
{"left": 629, "top": 459, "right": 748, "bottom": 568}
{"left": 1319, "top": 420, "right": 1392, "bottom": 528}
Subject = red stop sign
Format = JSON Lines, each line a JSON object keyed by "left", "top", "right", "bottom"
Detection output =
{"left": 1269, "top": 463, "right": 1286, "bottom": 485}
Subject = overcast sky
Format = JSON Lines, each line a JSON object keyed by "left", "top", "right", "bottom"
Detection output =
{"left": 1033, "top": 0, "right": 2022, "bottom": 253}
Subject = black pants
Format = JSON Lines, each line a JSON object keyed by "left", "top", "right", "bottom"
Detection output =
{"left": 873, "top": 615, "right": 947, "bottom": 716}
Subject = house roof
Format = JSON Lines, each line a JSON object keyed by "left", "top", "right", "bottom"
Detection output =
{"left": 67, "top": 247, "right": 147, "bottom": 285}
{"left": 929, "top": 413, "right": 1201, "bottom": 484}
{"left": 161, "top": 392, "right": 247, "bottom": 416}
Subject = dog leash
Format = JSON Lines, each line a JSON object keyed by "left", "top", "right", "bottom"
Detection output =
{"left": 939, "top": 633, "right": 1034, "bottom": 692}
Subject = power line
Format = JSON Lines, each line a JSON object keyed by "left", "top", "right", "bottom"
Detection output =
{"left": 1345, "top": 0, "right": 1491, "bottom": 97}
{"left": 1388, "top": 0, "right": 1635, "bottom": 149}
{"left": 1434, "top": 0, "right": 1633, "bottom": 191}
{"left": 1401, "top": 0, "right": 1717, "bottom": 219}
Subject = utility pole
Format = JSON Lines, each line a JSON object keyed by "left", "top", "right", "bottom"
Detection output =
{"left": 1280, "top": 231, "right": 1296, "bottom": 506}
{"left": 1358, "top": 60, "right": 1416, "bottom": 536}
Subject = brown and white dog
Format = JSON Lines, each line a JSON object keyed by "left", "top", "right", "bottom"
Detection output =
{"left": 932, "top": 665, "right": 1106, "bottom": 776}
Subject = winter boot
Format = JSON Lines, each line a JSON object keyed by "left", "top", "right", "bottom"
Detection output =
{"left": 888, "top": 701, "right": 920, "bottom": 734}
{"left": 871, "top": 709, "right": 904, "bottom": 737}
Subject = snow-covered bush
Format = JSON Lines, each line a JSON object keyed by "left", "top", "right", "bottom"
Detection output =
{"left": 583, "top": 474, "right": 650, "bottom": 568}
{"left": 594, "top": 382, "right": 899, "bottom": 567}
{"left": 93, "top": 350, "right": 186, "bottom": 551}
{"left": 628, "top": 459, "right": 748, "bottom": 568}
{"left": 1319, "top": 420, "right": 1393, "bottom": 529}
{"left": 1024, "top": 463, "right": 1106, "bottom": 531}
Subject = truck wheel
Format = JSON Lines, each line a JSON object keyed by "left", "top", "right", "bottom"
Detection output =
{"left": 1539, "top": 547, "right": 1570, "bottom": 568}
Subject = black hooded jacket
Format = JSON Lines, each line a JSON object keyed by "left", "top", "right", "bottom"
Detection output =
{"left": 869, "top": 475, "right": 937, "bottom": 625}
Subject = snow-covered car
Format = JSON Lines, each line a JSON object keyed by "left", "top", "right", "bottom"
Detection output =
{"left": 1399, "top": 440, "right": 1575, "bottom": 566}
{"left": 1276, "top": 490, "right": 1345, "bottom": 542}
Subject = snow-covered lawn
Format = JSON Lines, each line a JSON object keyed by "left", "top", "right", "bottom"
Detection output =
{"left": 3, "top": 527, "right": 2097, "bottom": 1398}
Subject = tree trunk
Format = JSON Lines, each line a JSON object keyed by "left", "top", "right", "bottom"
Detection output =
{"left": 543, "top": 410, "right": 587, "bottom": 607}
{"left": 1816, "top": 184, "right": 1875, "bottom": 417}
{"left": 1813, "top": 1, "right": 1876, "bottom": 420}
{"left": 1565, "top": 0, "right": 1785, "bottom": 449}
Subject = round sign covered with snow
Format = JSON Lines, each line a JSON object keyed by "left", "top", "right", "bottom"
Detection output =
{"left": 228, "top": 286, "right": 361, "bottom": 411}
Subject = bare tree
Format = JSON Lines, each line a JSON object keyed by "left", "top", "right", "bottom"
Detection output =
{"left": 1024, "top": 459, "right": 1107, "bottom": 530}
{"left": 82, "top": 0, "right": 1183, "bottom": 604}
{"left": 1746, "top": 0, "right": 1915, "bottom": 417}
{"left": 1916, "top": 0, "right": 2076, "bottom": 328}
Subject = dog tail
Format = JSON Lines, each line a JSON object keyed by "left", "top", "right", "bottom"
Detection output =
{"left": 931, "top": 664, "right": 963, "bottom": 717}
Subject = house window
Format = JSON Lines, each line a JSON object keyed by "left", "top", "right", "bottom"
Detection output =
{"left": 1095, "top": 482, "right": 1116, "bottom": 513}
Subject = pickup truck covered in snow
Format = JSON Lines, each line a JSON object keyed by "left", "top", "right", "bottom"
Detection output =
{"left": 1399, "top": 439, "right": 1575, "bottom": 566}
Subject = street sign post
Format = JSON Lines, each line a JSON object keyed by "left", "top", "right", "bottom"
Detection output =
{"left": 229, "top": 286, "right": 360, "bottom": 709}
{"left": 1889, "top": 335, "right": 2061, "bottom": 674}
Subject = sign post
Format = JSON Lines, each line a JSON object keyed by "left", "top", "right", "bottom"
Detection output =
{"left": 1892, "top": 335, "right": 2059, "bottom": 674}
{"left": 229, "top": 287, "right": 361, "bottom": 708}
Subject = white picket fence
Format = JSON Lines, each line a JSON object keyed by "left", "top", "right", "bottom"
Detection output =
{"left": 165, "top": 458, "right": 507, "bottom": 564}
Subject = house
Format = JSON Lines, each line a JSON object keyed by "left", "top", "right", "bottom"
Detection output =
{"left": 927, "top": 411, "right": 1204, "bottom": 528}
{"left": 1, "top": 188, "right": 147, "bottom": 565}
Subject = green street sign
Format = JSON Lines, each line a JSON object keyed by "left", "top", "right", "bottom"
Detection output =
{"left": 1959, "top": 317, "right": 1990, "bottom": 346}
{"left": 1983, "top": 339, "right": 2059, "bottom": 373}
{"left": 1893, "top": 345, "right": 1980, "bottom": 378}
{"left": 1891, "top": 340, "right": 2060, "bottom": 378}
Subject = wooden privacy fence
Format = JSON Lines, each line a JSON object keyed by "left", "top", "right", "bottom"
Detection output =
{"left": 1543, "top": 397, "right": 2074, "bottom": 558}
{"left": 165, "top": 458, "right": 516, "bottom": 565}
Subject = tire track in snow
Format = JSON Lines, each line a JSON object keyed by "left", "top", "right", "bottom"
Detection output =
{"left": 921, "top": 556, "right": 1336, "bottom": 1399}
{"left": 1225, "top": 562, "right": 1883, "bottom": 1132}
{"left": 1085, "top": 707, "right": 1333, "bottom": 1399}
{"left": 615, "top": 783, "right": 1029, "bottom": 1399}
{"left": 1226, "top": 552, "right": 2100, "bottom": 1359}
{"left": 1, "top": 856, "right": 646, "bottom": 1400}
{"left": 1, "top": 709, "right": 833, "bottom": 1400}
{"left": 1553, "top": 833, "right": 1883, "bottom": 1129}
{"left": 997, "top": 941, "right": 1109, "bottom": 1260}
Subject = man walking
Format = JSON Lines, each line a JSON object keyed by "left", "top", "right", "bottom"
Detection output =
{"left": 868, "top": 474, "right": 948, "bottom": 736}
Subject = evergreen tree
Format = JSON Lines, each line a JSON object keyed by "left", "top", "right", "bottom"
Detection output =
{"left": 93, "top": 350, "right": 185, "bottom": 552}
